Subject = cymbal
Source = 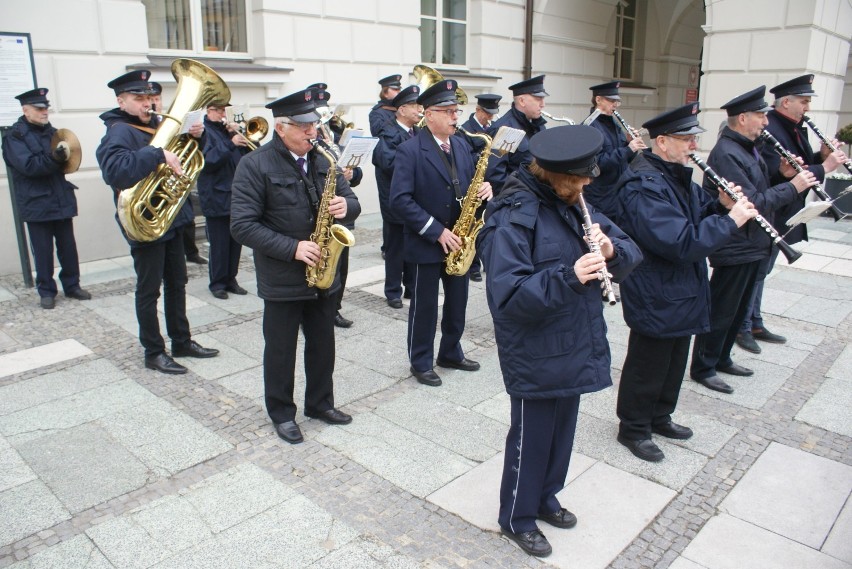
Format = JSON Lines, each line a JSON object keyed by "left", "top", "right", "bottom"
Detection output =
{"left": 50, "top": 128, "right": 82, "bottom": 174}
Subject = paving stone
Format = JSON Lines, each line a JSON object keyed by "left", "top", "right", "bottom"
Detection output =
{"left": 0, "top": 447, "right": 36, "bottom": 493}
{"left": 471, "top": 392, "right": 510, "bottom": 426}
{"left": 681, "top": 513, "right": 851, "bottom": 569}
{"left": 8, "top": 534, "right": 113, "bottom": 569}
{"left": 796, "top": 375, "right": 852, "bottom": 437}
{"left": 0, "top": 329, "right": 18, "bottom": 351}
{"left": 0, "top": 480, "right": 69, "bottom": 546}
{"left": 205, "top": 320, "right": 265, "bottom": 360}
{"left": 0, "top": 286, "right": 16, "bottom": 303}
{"left": 175, "top": 334, "right": 258, "bottom": 380}
{"left": 307, "top": 536, "right": 423, "bottom": 568}
{"left": 0, "top": 340, "right": 93, "bottom": 380}
{"left": 681, "top": 357, "right": 793, "bottom": 410}
{"left": 16, "top": 423, "right": 151, "bottom": 514}
{"left": 823, "top": 497, "right": 852, "bottom": 563}
{"left": 719, "top": 442, "right": 852, "bottom": 549}
{"left": 427, "top": 350, "right": 505, "bottom": 408}
{"left": 336, "top": 334, "right": 410, "bottom": 379}
{"left": 781, "top": 295, "right": 852, "bottom": 327}
{"left": 826, "top": 344, "right": 852, "bottom": 381}
{"left": 217, "top": 366, "right": 264, "bottom": 402}
{"left": 331, "top": 359, "right": 400, "bottom": 408}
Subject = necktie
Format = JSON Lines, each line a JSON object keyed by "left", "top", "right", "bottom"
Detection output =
{"left": 440, "top": 142, "right": 451, "bottom": 154}
{"left": 296, "top": 157, "right": 306, "bottom": 174}
{"left": 408, "top": 128, "right": 414, "bottom": 138}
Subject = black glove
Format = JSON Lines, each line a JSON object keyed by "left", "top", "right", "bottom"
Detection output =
{"left": 52, "top": 142, "right": 70, "bottom": 162}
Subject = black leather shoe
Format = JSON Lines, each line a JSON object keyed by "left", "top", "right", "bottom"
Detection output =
{"left": 387, "top": 298, "right": 403, "bottom": 309}
{"left": 211, "top": 289, "right": 228, "bottom": 300}
{"left": 735, "top": 332, "right": 761, "bottom": 354}
{"left": 403, "top": 288, "right": 412, "bottom": 299}
{"left": 752, "top": 327, "right": 786, "bottom": 344}
{"left": 226, "top": 283, "right": 248, "bottom": 295}
{"left": 40, "top": 296, "right": 55, "bottom": 309}
{"left": 717, "top": 363, "right": 753, "bottom": 376}
{"left": 469, "top": 271, "right": 482, "bottom": 282}
{"left": 617, "top": 434, "right": 664, "bottom": 462}
{"left": 500, "top": 528, "right": 552, "bottom": 557}
{"left": 145, "top": 353, "right": 187, "bottom": 374}
{"left": 334, "top": 312, "right": 353, "bottom": 328}
{"left": 65, "top": 288, "right": 92, "bottom": 300}
{"left": 694, "top": 375, "right": 734, "bottom": 394}
{"left": 305, "top": 408, "right": 352, "bottom": 425}
{"left": 436, "top": 357, "right": 480, "bottom": 371}
{"left": 274, "top": 421, "right": 303, "bottom": 444}
{"left": 538, "top": 508, "right": 577, "bottom": 529}
{"left": 172, "top": 340, "right": 219, "bottom": 358}
{"left": 652, "top": 421, "right": 693, "bottom": 440}
{"left": 186, "top": 254, "right": 208, "bottom": 265}
{"left": 411, "top": 367, "right": 442, "bottom": 387}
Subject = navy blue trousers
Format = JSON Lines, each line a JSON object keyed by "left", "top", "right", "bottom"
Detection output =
{"left": 407, "top": 262, "right": 468, "bottom": 372}
{"left": 130, "top": 235, "right": 191, "bottom": 357}
{"left": 205, "top": 215, "right": 242, "bottom": 292}
{"left": 499, "top": 395, "right": 581, "bottom": 533}
{"left": 27, "top": 219, "right": 81, "bottom": 298}
{"left": 384, "top": 221, "right": 413, "bottom": 300}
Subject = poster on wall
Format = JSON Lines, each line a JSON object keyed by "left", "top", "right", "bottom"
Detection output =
{"left": 0, "top": 32, "right": 37, "bottom": 128}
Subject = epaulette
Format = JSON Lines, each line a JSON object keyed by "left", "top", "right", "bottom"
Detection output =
{"left": 498, "top": 187, "right": 539, "bottom": 229}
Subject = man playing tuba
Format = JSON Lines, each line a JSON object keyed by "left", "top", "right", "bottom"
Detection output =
{"left": 96, "top": 69, "right": 219, "bottom": 374}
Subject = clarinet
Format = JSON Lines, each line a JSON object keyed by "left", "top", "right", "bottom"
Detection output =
{"left": 612, "top": 110, "right": 648, "bottom": 139}
{"left": 688, "top": 153, "right": 802, "bottom": 265}
{"left": 577, "top": 193, "right": 617, "bottom": 305}
{"left": 758, "top": 131, "right": 845, "bottom": 221}
{"left": 802, "top": 115, "right": 852, "bottom": 175}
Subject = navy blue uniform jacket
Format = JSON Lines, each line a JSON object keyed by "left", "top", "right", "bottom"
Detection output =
{"left": 389, "top": 129, "right": 476, "bottom": 264}
{"left": 616, "top": 151, "right": 738, "bottom": 338}
{"left": 373, "top": 120, "right": 415, "bottom": 224}
{"left": 96, "top": 108, "right": 194, "bottom": 247}
{"left": 2, "top": 116, "right": 78, "bottom": 222}
{"left": 478, "top": 168, "right": 642, "bottom": 399}
{"left": 759, "top": 110, "right": 823, "bottom": 245}
{"left": 705, "top": 127, "right": 798, "bottom": 267}
{"left": 487, "top": 105, "right": 546, "bottom": 193}
{"left": 197, "top": 116, "right": 248, "bottom": 217}
{"left": 584, "top": 113, "right": 634, "bottom": 219}
{"left": 369, "top": 101, "right": 396, "bottom": 136}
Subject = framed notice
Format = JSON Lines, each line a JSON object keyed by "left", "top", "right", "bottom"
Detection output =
{"left": 0, "top": 32, "right": 37, "bottom": 127}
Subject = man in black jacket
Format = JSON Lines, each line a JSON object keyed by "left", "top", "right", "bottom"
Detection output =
{"left": 2, "top": 88, "right": 90, "bottom": 309}
{"left": 230, "top": 89, "right": 361, "bottom": 444}
{"left": 96, "top": 70, "right": 218, "bottom": 374}
{"left": 689, "top": 86, "right": 815, "bottom": 394}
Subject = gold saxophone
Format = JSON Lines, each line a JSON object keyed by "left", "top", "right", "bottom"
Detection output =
{"left": 117, "top": 59, "right": 230, "bottom": 242}
{"left": 445, "top": 127, "right": 492, "bottom": 276}
{"left": 305, "top": 140, "right": 356, "bottom": 289}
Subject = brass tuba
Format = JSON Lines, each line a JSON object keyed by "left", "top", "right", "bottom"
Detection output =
{"left": 412, "top": 65, "right": 468, "bottom": 128}
{"left": 117, "top": 58, "right": 230, "bottom": 242}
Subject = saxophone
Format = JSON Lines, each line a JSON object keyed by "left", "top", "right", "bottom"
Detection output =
{"left": 445, "top": 127, "right": 492, "bottom": 276}
{"left": 305, "top": 140, "right": 356, "bottom": 289}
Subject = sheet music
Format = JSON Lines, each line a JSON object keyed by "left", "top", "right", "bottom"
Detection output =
{"left": 337, "top": 136, "right": 378, "bottom": 169}
{"left": 491, "top": 126, "right": 526, "bottom": 155}
{"left": 179, "top": 109, "right": 205, "bottom": 134}
{"left": 786, "top": 201, "right": 832, "bottom": 226}
{"left": 339, "top": 128, "right": 365, "bottom": 147}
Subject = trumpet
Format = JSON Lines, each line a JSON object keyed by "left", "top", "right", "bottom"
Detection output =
{"left": 541, "top": 111, "right": 575, "bottom": 124}
{"left": 758, "top": 130, "right": 845, "bottom": 221}
{"left": 689, "top": 153, "right": 802, "bottom": 264}
{"left": 229, "top": 115, "right": 268, "bottom": 151}
{"left": 802, "top": 115, "right": 852, "bottom": 175}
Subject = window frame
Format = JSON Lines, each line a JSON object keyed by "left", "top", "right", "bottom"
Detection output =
{"left": 613, "top": 0, "right": 637, "bottom": 81}
{"left": 421, "top": 0, "right": 469, "bottom": 69}
{"left": 144, "top": 0, "right": 251, "bottom": 59}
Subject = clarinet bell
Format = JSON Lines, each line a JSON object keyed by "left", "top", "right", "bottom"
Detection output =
{"left": 777, "top": 240, "right": 802, "bottom": 265}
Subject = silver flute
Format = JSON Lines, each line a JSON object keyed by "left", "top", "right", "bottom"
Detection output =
{"left": 577, "top": 193, "right": 617, "bottom": 305}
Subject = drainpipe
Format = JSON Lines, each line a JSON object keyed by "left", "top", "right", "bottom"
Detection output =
{"left": 523, "top": 0, "right": 533, "bottom": 79}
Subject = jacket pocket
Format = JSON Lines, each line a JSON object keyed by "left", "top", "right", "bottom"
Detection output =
{"left": 661, "top": 266, "right": 698, "bottom": 302}
{"left": 267, "top": 175, "right": 301, "bottom": 207}
{"left": 525, "top": 330, "right": 575, "bottom": 359}
{"left": 532, "top": 242, "right": 562, "bottom": 268}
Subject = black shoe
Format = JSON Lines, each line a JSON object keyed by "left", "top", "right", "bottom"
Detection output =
{"left": 617, "top": 434, "right": 664, "bottom": 462}
{"left": 334, "top": 312, "right": 353, "bottom": 328}
{"left": 305, "top": 408, "right": 353, "bottom": 425}
{"left": 274, "top": 421, "right": 303, "bottom": 444}
{"left": 387, "top": 298, "right": 403, "bottom": 309}
{"left": 211, "top": 289, "right": 228, "bottom": 300}
{"left": 694, "top": 375, "right": 733, "bottom": 394}
{"left": 752, "top": 327, "right": 786, "bottom": 344}
{"left": 735, "top": 332, "right": 761, "bottom": 354}
{"left": 538, "top": 508, "right": 577, "bottom": 529}
{"left": 65, "top": 288, "right": 92, "bottom": 300}
{"left": 403, "top": 288, "right": 412, "bottom": 299}
{"left": 500, "top": 528, "right": 552, "bottom": 558}
{"left": 186, "top": 254, "right": 208, "bottom": 265}
{"left": 381, "top": 250, "right": 386, "bottom": 260}
{"left": 226, "top": 283, "right": 248, "bottom": 295}
{"left": 172, "top": 340, "right": 219, "bottom": 358}
{"left": 144, "top": 353, "right": 187, "bottom": 374}
{"left": 436, "top": 357, "right": 480, "bottom": 372}
{"left": 40, "top": 296, "right": 55, "bottom": 309}
{"left": 469, "top": 271, "right": 482, "bottom": 282}
{"left": 716, "top": 363, "right": 753, "bottom": 376}
{"left": 652, "top": 421, "right": 693, "bottom": 440}
{"left": 411, "top": 367, "right": 442, "bottom": 387}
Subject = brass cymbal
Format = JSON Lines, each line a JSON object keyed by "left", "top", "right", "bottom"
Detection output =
{"left": 50, "top": 128, "right": 82, "bottom": 174}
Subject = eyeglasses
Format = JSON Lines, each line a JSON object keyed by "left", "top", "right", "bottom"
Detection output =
{"left": 666, "top": 134, "right": 700, "bottom": 144}
{"left": 604, "top": 97, "right": 621, "bottom": 105}
{"left": 282, "top": 120, "right": 319, "bottom": 131}
{"left": 429, "top": 108, "right": 463, "bottom": 116}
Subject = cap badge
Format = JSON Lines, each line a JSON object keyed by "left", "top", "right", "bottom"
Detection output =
{"left": 39, "top": 89, "right": 46, "bottom": 96}
{"left": 691, "top": 104, "right": 698, "bottom": 115}
{"left": 616, "top": 82, "right": 621, "bottom": 88}
{"left": 446, "top": 81, "right": 453, "bottom": 90}
{"left": 305, "top": 91, "right": 312, "bottom": 101}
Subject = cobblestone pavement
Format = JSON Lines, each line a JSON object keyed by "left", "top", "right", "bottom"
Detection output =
{"left": 0, "top": 213, "right": 849, "bottom": 569}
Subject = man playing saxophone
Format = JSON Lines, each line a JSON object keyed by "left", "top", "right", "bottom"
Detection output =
{"left": 389, "top": 79, "right": 492, "bottom": 387}
{"left": 96, "top": 70, "right": 218, "bottom": 375}
{"left": 230, "top": 89, "right": 360, "bottom": 444}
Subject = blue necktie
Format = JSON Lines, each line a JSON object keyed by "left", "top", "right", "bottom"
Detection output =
{"left": 296, "top": 157, "right": 306, "bottom": 174}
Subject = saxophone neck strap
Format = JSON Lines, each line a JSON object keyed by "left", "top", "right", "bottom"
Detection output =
{"left": 430, "top": 134, "right": 462, "bottom": 199}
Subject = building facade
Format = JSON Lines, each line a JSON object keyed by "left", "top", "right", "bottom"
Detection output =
{"left": 0, "top": 0, "right": 849, "bottom": 276}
